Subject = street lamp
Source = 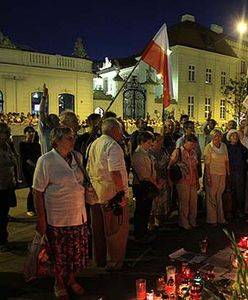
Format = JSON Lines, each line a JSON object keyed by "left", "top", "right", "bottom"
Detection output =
{"left": 237, "top": 21, "right": 247, "bottom": 35}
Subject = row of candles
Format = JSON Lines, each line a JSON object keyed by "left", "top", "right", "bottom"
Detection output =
{"left": 136, "top": 262, "right": 210, "bottom": 300}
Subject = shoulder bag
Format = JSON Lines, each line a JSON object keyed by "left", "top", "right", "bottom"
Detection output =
{"left": 72, "top": 151, "right": 99, "bottom": 205}
{"left": 169, "top": 148, "right": 183, "bottom": 183}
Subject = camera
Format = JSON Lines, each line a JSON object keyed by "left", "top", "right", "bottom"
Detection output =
{"left": 107, "top": 191, "right": 124, "bottom": 216}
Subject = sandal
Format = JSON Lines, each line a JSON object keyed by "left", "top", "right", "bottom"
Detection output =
{"left": 69, "top": 282, "right": 85, "bottom": 296}
{"left": 54, "top": 286, "right": 69, "bottom": 300}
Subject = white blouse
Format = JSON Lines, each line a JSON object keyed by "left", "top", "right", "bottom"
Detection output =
{"left": 33, "top": 149, "right": 87, "bottom": 226}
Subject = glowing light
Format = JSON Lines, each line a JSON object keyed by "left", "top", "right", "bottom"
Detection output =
{"left": 237, "top": 22, "right": 247, "bottom": 34}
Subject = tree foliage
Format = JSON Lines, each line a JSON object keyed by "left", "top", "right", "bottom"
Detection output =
{"left": 221, "top": 74, "right": 247, "bottom": 121}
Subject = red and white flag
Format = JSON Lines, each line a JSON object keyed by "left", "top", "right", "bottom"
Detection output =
{"left": 141, "top": 24, "right": 172, "bottom": 108}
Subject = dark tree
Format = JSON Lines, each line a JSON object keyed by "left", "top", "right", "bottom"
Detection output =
{"left": 221, "top": 74, "right": 248, "bottom": 121}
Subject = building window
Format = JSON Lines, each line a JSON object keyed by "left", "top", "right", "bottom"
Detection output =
{"left": 241, "top": 61, "right": 246, "bottom": 74}
{"left": 206, "top": 68, "right": 212, "bottom": 83}
{"left": 220, "top": 99, "right": 226, "bottom": 119}
{"left": 58, "top": 93, "right": 75, "bottom": 114}
{"left": 103, "top": 78, "right": 108, "bottom": 93}
{"left": 0, "top": 91, "right": 3, "bottom": 112}
{"left": 221, "top": 71, "right": 226, "bottom": 86}
{"left": 188, "top": 65, "right": 195, "bottom": 81}
{"left": 205, "top": 97, "right": 211, "bottom": 118}
{"left": 31, "top": 92, "right": 45, "bottom": 115}
{"left": 188, "top": 96, "right": 194, "bottom": 118}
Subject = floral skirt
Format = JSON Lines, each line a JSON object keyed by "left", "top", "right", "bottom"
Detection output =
{"left": 46, "top": 223, "right": 88, "bottom": 277}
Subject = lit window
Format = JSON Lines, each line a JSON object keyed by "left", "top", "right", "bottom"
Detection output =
{"left": 188, "top": 96, "right": 194, "bottom": 118}
{"left": 205, "top": 98, "right": 211, "bottom": 118}
{"left": 206, "top": 68, "right": 212, "bottom": 83}
{"left": 188, "top": 65, "right": 195, "bottom": 81}
{"left": 221, "top": 71, "right": 226, "bottom": 86}
{"left": 31, "top": 92, "right": 43, "bottom": 114}
{"left": 220, "top": 99, "right": 226, "bottom": 119}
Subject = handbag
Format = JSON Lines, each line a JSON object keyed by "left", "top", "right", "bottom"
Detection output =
{"left": 132, "top": 160, "right": 159, "bottom": 199}
{"left": 169, "top": 148, "right": 183, "bottom": 183}
{"left": 23, "top": 231, "right": 53, "bottom": 282}
{"left": 72, "top": 151, "right": 98, "bottom": 205}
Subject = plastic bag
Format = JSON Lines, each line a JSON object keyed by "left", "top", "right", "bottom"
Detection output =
{"left": 23, "top": 231, "right": 53, "bottom": 282}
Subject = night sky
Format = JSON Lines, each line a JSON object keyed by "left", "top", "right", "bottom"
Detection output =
{"left": 1, "top": 0, "right": 247, "bottom": 60}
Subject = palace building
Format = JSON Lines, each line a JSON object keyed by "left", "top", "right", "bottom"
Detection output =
{"left": 1, "top": 14, "right": 247, "bottom": 124}
{"left": 0, "top": 34, "right": 94, "bottom": 120}
{"left": 94, "top": 15, "right": 246, "bottom": 124}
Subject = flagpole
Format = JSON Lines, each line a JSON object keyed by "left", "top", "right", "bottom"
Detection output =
{"left": 104, "top": 57, "right": 143, "bottom": 113}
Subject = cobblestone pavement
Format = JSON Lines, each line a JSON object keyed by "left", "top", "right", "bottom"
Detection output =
{"left": 1, "top": 188, "right": 248, "bottom": 300}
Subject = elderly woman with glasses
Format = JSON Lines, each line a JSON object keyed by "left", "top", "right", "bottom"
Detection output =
{"left": 0, "top": 123, "right": 17, "bottom": 252}
{"left": 204, "top": 128, "right": 230, "bottom": 226}
{"left": 33, "top": 126, "right": 88, "bottom": 300}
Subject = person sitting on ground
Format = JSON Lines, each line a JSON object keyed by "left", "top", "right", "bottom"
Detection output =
{"left": 0, "top": 123, "right": 18, "bottom": 252}
{"left": 19, "top": 126, "right": 41, "bottom": 216}
{"left": 33, "top": 126, "right": 88, "bottom": 300}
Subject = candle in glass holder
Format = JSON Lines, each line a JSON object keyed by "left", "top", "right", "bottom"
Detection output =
{"left": 238, "top": 236, "right": 248, "bottom": 249}
{"left": 156, "top": 275, "right": 165, "bottom": 292}
{"left": 136, "top": 278, "right": 146, "bottom": 300}
{"left": 166, "top": 265, "right": 176, "bottom": 282}
{"left": 165, "top": 276, "right": 176, "bottom": 298}
{"left": 146, "top": 290, "right": 154, "bottom": 300}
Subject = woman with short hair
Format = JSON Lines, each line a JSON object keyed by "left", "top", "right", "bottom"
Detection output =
{"left": 132, "top": 130, "right": 157, "bottom": 241}
{"left": 169, "top": 134, "right": 199, "bottom": 230}
{"left": 33, "top": 126, "right": 88, "bottom": 300}
{"left": 204, "top": 129, "right": 229, "bottom": 226}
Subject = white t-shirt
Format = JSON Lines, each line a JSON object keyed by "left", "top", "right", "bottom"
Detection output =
{"left": 87, "top": 134, "right": 129, "bottom": 204}
{"left": 33, "top": 149, "right": 87, "bottom": 226}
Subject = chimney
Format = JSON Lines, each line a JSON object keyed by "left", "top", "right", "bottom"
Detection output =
{"left": 210, "top": 24, "right": 223, "bottom": 34}
{"left": 181, "top": 14, "right": 195, "bottom": 23}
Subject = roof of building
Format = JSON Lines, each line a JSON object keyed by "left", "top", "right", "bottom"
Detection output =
{"left": 95, "top": 19, "right": 238, "bottom": 72}
{"left": 167, "top": 20, "right": 237, "bottom": 57}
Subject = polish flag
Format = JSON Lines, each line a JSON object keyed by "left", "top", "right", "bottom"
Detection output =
{"left": 141, "top": 24, "right": 172, "bottom": 107}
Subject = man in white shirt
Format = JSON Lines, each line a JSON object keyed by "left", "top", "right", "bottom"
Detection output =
{"left": 87, "top": 118, "right": 129, "bottom": 271}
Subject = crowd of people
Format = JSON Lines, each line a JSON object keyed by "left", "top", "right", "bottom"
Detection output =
{"left": 0, "top": 112, "right": 39, "bottom": 126}
{"left": 1, "top": 84, "right": 248, "bottom": 300}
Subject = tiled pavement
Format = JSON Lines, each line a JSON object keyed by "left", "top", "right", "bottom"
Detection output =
{"left": 1, "top": 188, "right": 248, "bottom": 300}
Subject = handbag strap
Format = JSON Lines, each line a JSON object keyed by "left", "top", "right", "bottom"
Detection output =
{"left": 72, "top": 151, "right": 90, "bottom": 184}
